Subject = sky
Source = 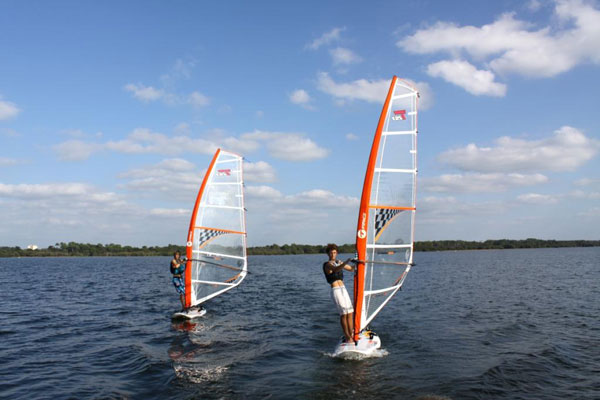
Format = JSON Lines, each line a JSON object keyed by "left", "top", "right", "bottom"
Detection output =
{"left": 0, "top": 0, "right": 599, "bottom": 248}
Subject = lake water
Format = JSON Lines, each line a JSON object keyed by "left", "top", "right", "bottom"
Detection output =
{"left": 0, "top": 248, "right": 598, "bottom": 399}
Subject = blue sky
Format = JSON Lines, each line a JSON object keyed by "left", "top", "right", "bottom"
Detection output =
{"left": 1, "top": 0, "right": 599, "bottom": 247}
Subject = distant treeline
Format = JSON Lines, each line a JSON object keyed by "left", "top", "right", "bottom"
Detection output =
{"left": 1, "top": 239, "right": 599, "bottom": 257}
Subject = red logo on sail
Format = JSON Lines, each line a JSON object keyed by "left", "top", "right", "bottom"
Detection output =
{"left": 217, "top": 169, "right": 231, "bottom": 176}
{"left": 392, "top": 109, "right": 406, "bottom": 120}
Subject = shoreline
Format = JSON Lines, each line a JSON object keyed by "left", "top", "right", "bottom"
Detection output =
{"left": 2, "top": 239, "right": 599, "bottom": 257}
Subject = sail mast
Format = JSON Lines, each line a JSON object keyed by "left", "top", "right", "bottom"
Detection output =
{"left": 354, "top": 76, "right": 398, "bottom": 342}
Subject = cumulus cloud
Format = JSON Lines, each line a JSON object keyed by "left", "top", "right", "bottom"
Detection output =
{"left": 119, "top": 158, "right": 202, "bottom": 197}
{"left": 54, "top": 140, "right": 101, "bottom": 161}
{"left": 329, "top": 47, "right": 362, "bottom": 65}
{"left": 160, "top": 57, "right": 196, "bottom": 87}
{"left": 317, "top": 73, "right": 434, "bottom": 109}
{"left": 575, "top": 178, "right": 600, "bottom": 187}
{"left": 0, "top": 97, "right": 20, "bottom": 120}
{"left": 438, "top": 126, "right": 599, "bottom": 173}
{"left": 124, "top": 83, "right": 210, "bottom": 107}
{"left": 427, "top": 60, "right": 507, "bottom": 96}
{"left": 517, "top": 193, "right": 560, "bottom": 204}
{"left": 241, "top": 130, "right": 329, "bottom": 161}
{"left": 305, "top": 27, "right": 345, "bottom": 50}
{"left": 244, "top": 161, "right": 276, "bottom": 183}
{"left": 422, "top": 172, "right": 548, "bottom": 193}
{"left": 397, "top": 0, "right": 600, "bottom": 86}
{"left": 289, "top": 89, "right": 314, "bottom": 110}
{"left": 419, "top": 195, "right": 508, "bottom": 222}
{"left": 0, "top": 157, "right": 23, "bottom": 167}
{"left": 245, "top": 185, "right": 283, "bottom": 199}
{"left": 316, "top": 72, "right": 390, "bottom": 103}
{"left": 149, "top": 208, "right": 190, "bottom": 217}
{"left": 346, "top": 133, "right": 359, "bottom": 140}
{"left": 188, "top": 91, "right": 210, "bottom": 108}
{"left": 54, "top": 128, "right": 260, "bottom": 161}
{"left": 0, "top": 180, "right": 191, "bottom": 246}
{"left": 246, "top": 186, "right": 358, "bottom": 208}
{"left": 124, "top": 83, "right": 164, "bottom": 102}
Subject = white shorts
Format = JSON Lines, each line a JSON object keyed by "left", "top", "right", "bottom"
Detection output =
{"left": 331, "top": 285, "right": 354, "bottom": 315}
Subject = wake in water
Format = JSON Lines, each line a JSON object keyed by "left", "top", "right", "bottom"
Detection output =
{"left": 173, "top": 364, "right": 229, "bottom": 384}
{"left": 324, "top": 348, "right": 389, "bottom": 360}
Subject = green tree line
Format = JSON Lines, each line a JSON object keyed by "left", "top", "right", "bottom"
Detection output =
{"left": 1, "top": 239, "right": 598, "bottom": 257}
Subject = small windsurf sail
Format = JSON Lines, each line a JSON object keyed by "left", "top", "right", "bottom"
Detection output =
{"left": 184, "top": 149, "right": 247, "bottom": 308}
{"left": 353, "top": 76, "right": 418, "bottom": 341}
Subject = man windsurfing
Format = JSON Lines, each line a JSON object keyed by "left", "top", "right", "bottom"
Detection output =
{"left": 323, "top": 243, "right": 356, "bottom": 344}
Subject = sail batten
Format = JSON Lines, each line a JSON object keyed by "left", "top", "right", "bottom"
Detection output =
{"left": 184, "top": 148, "right": 248, "bottom": 308}
{"left": 353, "top": 76, "right": 418, "bottom": 341}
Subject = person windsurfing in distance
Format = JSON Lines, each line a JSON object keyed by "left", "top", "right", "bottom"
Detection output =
{"left": 170, "top": 250, "right": 187, "bottom": 311}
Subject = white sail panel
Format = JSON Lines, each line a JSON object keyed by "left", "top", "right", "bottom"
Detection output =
{"left": 355, "top": 77, "right": 418, "bottom": 332}
{"left": 185, "top": 149, "right": 247, "bottom": 307}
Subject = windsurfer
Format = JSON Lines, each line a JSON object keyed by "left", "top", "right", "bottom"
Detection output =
{"left": 323, "top": 243, "right": 355, "bottom": 344}
{"left": 171, "top": 251, "right": 187, "bottom": 311}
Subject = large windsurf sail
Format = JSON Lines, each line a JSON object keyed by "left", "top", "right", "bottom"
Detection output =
{"left": 353, "top": 76, "right": 418, "bottom": 341}
{"left": 184, "top": 149, "right": 247, "bottom": 308}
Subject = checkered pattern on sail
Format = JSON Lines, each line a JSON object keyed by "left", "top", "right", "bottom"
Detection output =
{"left": 374, "top": 208, "right": 402, "bottom": 239}
{"left": 197, "top": 229, "right": 225, "bottom": 247}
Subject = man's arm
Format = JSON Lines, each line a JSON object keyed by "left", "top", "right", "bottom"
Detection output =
{"left": 326, "top": 258, "right": 355, "bottom": 274}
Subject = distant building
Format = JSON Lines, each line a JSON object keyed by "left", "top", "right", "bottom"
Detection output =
{"left": 27, "top": 245, "right": 38, "bottom": 250}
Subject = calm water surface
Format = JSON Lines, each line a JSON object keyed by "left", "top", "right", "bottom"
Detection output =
{"left": 0, "top": 248, "right": 598, "bottom": 399}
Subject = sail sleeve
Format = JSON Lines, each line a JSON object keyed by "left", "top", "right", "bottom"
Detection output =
{"left": 184, "top": 149, "right": 247, "bottom": 308}
{"left": 354, "top": 76, "right": 418, "bottom": 338}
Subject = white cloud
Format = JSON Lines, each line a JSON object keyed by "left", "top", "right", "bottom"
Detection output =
{"left": 438, "top": 126, "right": 599, "bottom": 173}
{"left": 569, "top": 189, "right": 600, "bottom": 199}
{"left": 316, "top": 72, "right": 389, "bottom": 103}
{"left": 0, "top": 181, "right": 191, "bottom": 246}
{"left": 245, "top": 185, "right": 283, "bottom": 199}
{"left": 575, "top": 178, "right": 600, "bottom": 187}
{"left": 578, "top": 207, "right": 600, "bottom": 217}
{"left": 0, "top": 157, "right": 23, "bottom": 167}
{"left": 517, "top": 193, "right": 560, "bottom": 204}
{"left": 317, "top": 73, "right": 434, "bottom": 109}
{"left": 423, "top": 172, "right": 548, "bottom": 193}
{"left": 329, "top": 47, "right": 362, "bottom": 65}
{"left": 527, "top": 0, "right": 543, "bottom": 11}
{"left": 106, "top": 129, "right": 218, "bottom": 155}
{"left": 0, "top": 97, "right": 20, "bottom": 120}
{"left": 119, "top": 158, "right": 202, "bottom": 198}
{"left": 427, "top": 60, "right": 507, "bottom": 96}
{"left": 54, "top": 140, "right": 101, "bottom": 161}
{"left": 246, "top": 186, "right": 357, "bottom": 208}
{"left": 244, "top": 161, "right": 276, "bottom": 183}
{"left": 419, "top": 195, "right": 508, "bottom": 222}
{"left": 149, "top": 208, "right": 190, "bottom": 217}
{"left": 54, "top": 128, "right": 260, "bottom": 161}
{"left": 345, "top": 133, "right": 359, "bottom": 140}
{"left": 160, "top": 58, "right": 196, "bottom": 87}
{"left": 124, "top": 83, "right": 163, "bottom": 102}
{"left": 289, "top": 89, "right": 314, "bottom": 110}
{"left": 125, "top": 83, "right": 209, "bottom": 108}
{"left": 188, "top": 91, "right": 210, "bottom": 108}
{"left": 241, "top": 130, "right": 329, "bottom": 161}
{"left": 306, "top": 27, "right": 345, "bottom": 50}
{"left": 397, "top": 0, "right": 600, "bottom": 80}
